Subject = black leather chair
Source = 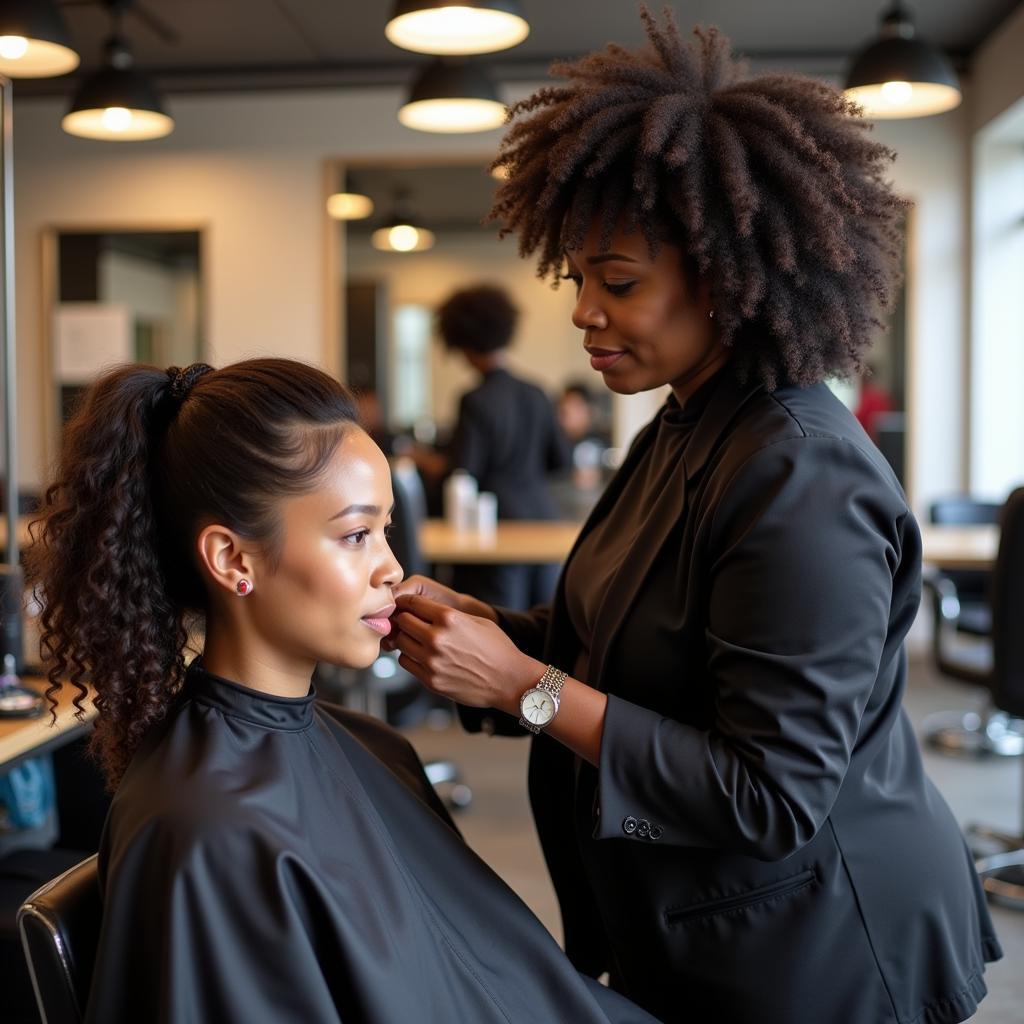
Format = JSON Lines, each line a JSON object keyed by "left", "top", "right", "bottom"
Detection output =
{"left": 18, "top": 853, "right": 100, "bottom": 1024}
{"left": 970, "top": 487, "right": 1024, "bottom": 908}
{"left": 921, "top": 495, "right": 1022, "bottom": 757}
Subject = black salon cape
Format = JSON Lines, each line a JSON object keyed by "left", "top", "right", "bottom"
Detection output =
{"left": 85, "top": 665, "right": 656, "bottom": 1024}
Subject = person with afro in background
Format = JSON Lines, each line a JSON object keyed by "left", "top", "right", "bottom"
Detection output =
{"left": 433, "top": 282, "right": 572, "bottom": 610}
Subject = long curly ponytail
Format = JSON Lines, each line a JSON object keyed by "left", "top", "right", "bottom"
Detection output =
{"left": 26, "top": 359, "right": 359, "bottom": 787}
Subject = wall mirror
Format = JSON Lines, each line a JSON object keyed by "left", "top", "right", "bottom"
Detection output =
{"left": 326, "top": 157, "right": 598, "bottom": 450}
{"left": 41, "top": 226, "right": 206, "bottom": 462}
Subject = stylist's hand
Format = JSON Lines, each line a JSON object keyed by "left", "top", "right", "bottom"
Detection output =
{"left": 382, "top": 576, "right": 497, "bottom": 651}
{"left": 391, "top": 593, "right": 541, "bottom": 713}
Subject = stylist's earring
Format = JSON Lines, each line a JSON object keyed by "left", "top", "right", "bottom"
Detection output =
{"left": 236, "top": 579, "right": 253, "bottom": 596}
{"left": 708, "top": 309, "right": 715, "bottom": 319}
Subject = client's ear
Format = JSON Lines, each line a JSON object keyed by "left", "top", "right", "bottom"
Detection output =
{"left": 196, "top": 524, "right": 259, "bottom": 597}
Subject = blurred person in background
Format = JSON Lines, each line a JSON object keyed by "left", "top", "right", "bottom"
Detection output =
{"left": 431, "top": 283, "right": 572, "bottom": 609}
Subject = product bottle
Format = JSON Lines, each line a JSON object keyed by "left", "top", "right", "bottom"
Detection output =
{"left": 443, "top": 470, "right": 478, "bottom": 532}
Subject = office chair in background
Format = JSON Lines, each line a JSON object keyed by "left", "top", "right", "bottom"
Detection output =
{"left": 921, "top": 495, "right": 1022, "bottom": 757}
{"left": 968, "top": 487, "right": 1024, "bottom": 909}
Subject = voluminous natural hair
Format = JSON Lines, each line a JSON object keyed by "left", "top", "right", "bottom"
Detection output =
{"left": 27, "top": 358, "right": 360, "bottom": 787}
{"left": 488, "top": 6, "right": 909, "bottom": 389}
{"left": 436, "top": 283, "right": 519, "bottom": 353}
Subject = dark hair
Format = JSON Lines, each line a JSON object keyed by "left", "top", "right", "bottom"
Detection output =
{"left": 488, "top": 7, "right": 908, "bottom": 390}
{"left": 436, "top": 283, "right": 519, "bottom": 354}
{"left": 26, "top": 358, "right": 360, "bottom": 787}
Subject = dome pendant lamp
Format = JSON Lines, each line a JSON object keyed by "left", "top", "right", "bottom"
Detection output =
{"left": 327, "top": 173, "right": 374, "bottom": 221}
{"left": 63, "top": 34, "right": 173, "bottom": 140}
{"left": 844, "top": 2, "right": 961, "bottom": 119}
{"left": 0, "top": 0, "right": 80, "bottom": 77}
{"left": 385, "top": 1, "right": 528, "bottom": 56}
{"left": 399, "top": 57, "right": 505, "bottom": 133}
{"left": 371, "top": 191, "right": 436, "bottom": 253}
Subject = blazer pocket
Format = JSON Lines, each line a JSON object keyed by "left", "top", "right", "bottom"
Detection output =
{"left": 664, "top": 868, "right": 817, "bottom": 927}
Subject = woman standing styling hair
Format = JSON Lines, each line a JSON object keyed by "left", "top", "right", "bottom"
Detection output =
{"left": 28, "top": 358, "right": 656, "bottom": 1023}
{"left": 389, "top": 9, "right": 1001, "bottom": 1024}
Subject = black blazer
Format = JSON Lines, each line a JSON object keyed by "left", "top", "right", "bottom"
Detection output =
{"left": 487, "top": 372, "right": 1001, "bottom": 1024}
{"left": 451, "top": 367, "right": 571, "bottom": 519}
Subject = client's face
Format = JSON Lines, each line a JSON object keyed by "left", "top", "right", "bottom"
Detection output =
{"left": 252, "top": 428, "right": 401, "bottom": 670}
{"left": 563, "top": 219, "right": 724, "bottom": 397}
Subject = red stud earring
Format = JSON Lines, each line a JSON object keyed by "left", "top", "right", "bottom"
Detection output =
{"left": 236, "top": 579, "right": 253, "bottom": 596}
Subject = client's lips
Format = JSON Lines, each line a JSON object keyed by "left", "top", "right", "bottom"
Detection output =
{"left": 362, "top": 603, "right": 396, "bottom": 636}
{"left": 586, "top": 346, "right": 627, "bottom": 372}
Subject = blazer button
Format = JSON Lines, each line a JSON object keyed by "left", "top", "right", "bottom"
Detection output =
{"left": 636, "top": 819, "right": 651, "bottom": 838}
{"left": 622, "top": 816, "right": 638, "bottom": 835}
{"left": 649, "top": 825, "right": 664, "bottom": 840}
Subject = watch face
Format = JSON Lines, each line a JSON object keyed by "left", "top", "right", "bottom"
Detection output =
{"left": 521, "top": 689, "right": 555, "bottom": 726}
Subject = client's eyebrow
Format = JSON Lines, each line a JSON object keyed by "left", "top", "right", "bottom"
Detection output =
{"left": 329, "top": 502, "right": 396, "bottom": 521}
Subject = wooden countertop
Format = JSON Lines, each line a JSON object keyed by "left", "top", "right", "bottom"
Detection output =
{"left": 0, "top": 677, "right": 95, "bottom": 768}
{"left": 919, "top": 524, "right": 998, "bottom": 571}
{"left": 419, "top": 519, "right": 581, "bottom": 565}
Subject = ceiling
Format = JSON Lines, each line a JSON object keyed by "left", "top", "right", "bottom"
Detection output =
{"left": 15, "top": 0, "right": 1023, "bottom": 99}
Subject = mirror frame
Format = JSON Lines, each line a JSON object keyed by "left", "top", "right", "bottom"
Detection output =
{"left": 39, "top": 221, "right": 210, "bottom": 468}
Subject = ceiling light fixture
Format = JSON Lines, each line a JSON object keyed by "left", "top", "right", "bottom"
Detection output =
{"left": 385, "top": 1, "right": 528, "bottom": 56}
{"left": 327, "top": 192, "right": 375, "bottom": 221}
{"left": 844, "top": 2, "right": 961, "bottom": 119}
{"left": 0, "top": 0, "right": 80, "bottom": 77}
{"left": 399, "top": 58, "right": 505, "bottom": 133}
{"left": 371, "top": 191, "right": 436, "bottom": 252}
{"left": 62, "top": 33, "right": 173, "bottom": 140}
{"left": 327, "top": 174, "right": 374, "bottom": 220}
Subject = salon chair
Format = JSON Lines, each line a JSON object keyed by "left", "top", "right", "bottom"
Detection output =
{"left": 921, "top": 495, "right": 1022, "bottom": 757}
{"left": 968, "top": 487, "right": 1024, "bottom": 909}
{"left": 315, "top": 459, "right": 471, "bottom": 810}
{"left": 18, "top": 853, "right": 100, "bottom": 1024}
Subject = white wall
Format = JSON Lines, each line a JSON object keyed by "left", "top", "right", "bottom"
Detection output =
{"left": 871, "top": 107, "right": 971, "bottom": 517}
{"left": 967, "top": 4, "right": 1024, "bottom": 502}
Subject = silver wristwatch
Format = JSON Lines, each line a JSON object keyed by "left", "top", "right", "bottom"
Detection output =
{"left": 518, "top": 665, "right": 567, "bottom": 734}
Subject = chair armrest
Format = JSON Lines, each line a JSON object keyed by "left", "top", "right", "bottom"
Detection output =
{"left": 922, "top": 570, "right": 990, "bottom": 686}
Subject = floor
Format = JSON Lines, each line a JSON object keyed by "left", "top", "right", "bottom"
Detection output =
{"left": 405, "top": 658, "right": 1023, "bottom": 1024}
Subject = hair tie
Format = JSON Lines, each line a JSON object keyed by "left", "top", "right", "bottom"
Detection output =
{"left": 166, "top": 363, "right": 214, "bottom": 404}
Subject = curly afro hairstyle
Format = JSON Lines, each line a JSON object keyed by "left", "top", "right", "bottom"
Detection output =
{"left": 487, "top": 6, "right": 909, "bottom": 389}
{"left": 436, "top": 283, "right": 519, "bottom": 354}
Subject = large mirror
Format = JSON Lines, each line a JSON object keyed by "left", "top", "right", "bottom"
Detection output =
{"left": 326, "top": 158, "right": 613, "bottom": 517}
{"left": 41, "top": 226, "right": 205, "bottom": 461}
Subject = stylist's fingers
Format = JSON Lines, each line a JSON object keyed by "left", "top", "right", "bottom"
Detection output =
{"left": 394, "top": 593, "right": 452, "bottom": 625}
{"left": 391, "top": 626, "right": 431, "bottom": 665}
{"left": 391, "top": 575, "right": 461, "bottom": 609}
{"left": 392, "top": 610, "right": 435, "bottom": 643}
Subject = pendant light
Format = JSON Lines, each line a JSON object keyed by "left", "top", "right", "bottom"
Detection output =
{"left": 327, "top": 192, "right": 375, "bottom": 221}
{"left": 844, "top": 2, "right": 961, "bottom": 119}
{"left": 327, "top": 172, "right": 374, "bottom": 221}
{"left": 399, "top": 58, "right": 505, "bottom": 133}
{"left": 0, "top": 0, "right": 80, "bottom": 77}
{"left": 385, "top": 1, "right": 528, "bottom": 56}
{"left": 63, "top": 33, "right": 173, "bottom": 140}
{"left": 371, "top": 191, "right": 435, "bottom": 253}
